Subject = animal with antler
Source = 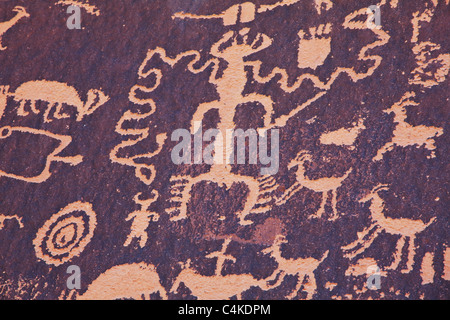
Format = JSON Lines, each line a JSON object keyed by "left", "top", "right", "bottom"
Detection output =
{"left": 276, "top": 151, "right": 352, "bottom": 221}
{"left": 0, "top": 6, "right": 29, "bottom": 50}
{"left": 171, "top": 238, "right": 274, "bottom": 299}
{"left": 262, "top": 235, "right": 329, "bottom": 299}
{"left": 5, "top": 80, "right": 109, "bottom": 123}
{"left": 373, "top": 92, "right": 443, "bottom": 161}
{"left": 342, "top": 184, "right": 436, "bottom": 273}
{"left": 124, "top": 191, "right": 160, "bottom": 248}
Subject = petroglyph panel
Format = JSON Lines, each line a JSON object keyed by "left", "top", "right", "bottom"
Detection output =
{"left": 0, "top": 0, "right": 448, "bottom": 300}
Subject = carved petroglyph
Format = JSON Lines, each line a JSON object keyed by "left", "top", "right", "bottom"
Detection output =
{"left": 262, "top": 235, "right": 329, "bottom": 299}
{"left": 5, "top": 81, "right": 109, "bottom": 123}
{"left": 110, "top": 109, "right": 166, "bottom": 186}
{"left": 247, "top": 4, "right": 390, "bottom": 94}
{"left": 297, "top": 23, "right": 332, "bottom": 70}
{"left": 420, "top": 252, "right": 435, "bottom": 285}
{"left": 319, "top": 118, "right": 365, "bottom": 149}
{"left": 0, "top": 6, "right": 29, "bottom": 51}
{"left": 56, "top": 0, "right": 101, "bottom": 16}
{"left": 0, "top": 85, "right": 9, "bottom": 121}
{"left": 373, "top": 92, "right": 443, "bottom": 161}
{"left": 33, "top": 202, "right": 97, "bottom": 267}
{"left": 410, "top": 4, "right": 450, "bottom": 88}
{"left": 79, "top": 262, "right": 167, "bottom": 300}
{"left": 162, "top": 22, "right": 276, "bottom": 225}
{"left": 0, "top": 126, "right": 82, "bottom": 183}
{"left": 443, "top": 246, "right": 450, "bottom": 281}
{"left": 0, "top": 214, "right": 23, "bottom": 230}
{"left": 276, "top": 151, "right": 352, "bottom": 221}
{"left": 314, "top": 0, "right": 333, "bottom": 14}
{"left": 124, "top": 191, "right": 160, "bottom": 248}
{"left": 343, "top": 185, "right": 436, "bottom": 273}
{"left": 171, "top": 239, "right": 274, "bottom": 299}
{"left": 110, "top": 50, "right": 167, "bottom": 186}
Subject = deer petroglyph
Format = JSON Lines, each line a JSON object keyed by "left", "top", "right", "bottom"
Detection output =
{"left": 262, "top": 235, "right": 329, "bottom": 299}
{"left": 343, "top": 184, "right": 436, "bottom": 273}
{"left": 373, "top": 92, "right": 443, "bottom": 161}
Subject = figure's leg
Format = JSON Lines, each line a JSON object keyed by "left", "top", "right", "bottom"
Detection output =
{"left": 190, "top": 100, "right": 221, "bottom": 133}
{"left": 309, "top": 192, "right": 327, "bottom": 219}
{"left": 30, "top": 100, "right": 40, "bottom": 114}
{"left": 286, "top": 274, "right": 305, "bottom": 300}
{"left": 401, "top": 236, "right": 416, "bottom": 273}
{"left": 17, "top": 100, "right": 29, "bottom": 116}
{"left": 329, "top": 190, "right": 339, "bottom": 221}
{"left": 241, "top": 93, "right": 274, "bottom": 127}
{"left": 302, "top": 274, "right": 317, "bottom": 300}
{"left": 54, "top": 103, "right": 71, "bottom": 120}
{"left": 386, "top": 235, "right": 405, "bottom": 270}
{"left": 236, "top": 175, "right": 260, "bottom": 225}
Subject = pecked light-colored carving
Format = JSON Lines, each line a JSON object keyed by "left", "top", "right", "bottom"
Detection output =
{"left": 124, "top": 191, "right": 160, "bottom": 248}
{"left": 276, "top": 151, "right": 352, "bottom": 221}
{"left": 0, "top": 214, "right": 23, "bottom": 230}
{"left": 409, "top": 4, "right": 450, "bottom": 88}
{"left": 164, "top": 26, "right": 275, "bottom": 225}
{"left": 0, "top": 6, "right": 29, "bottom": 51}
{"left": 110, "top": 109, "right": 167, "bottom": 186}
{"left": 33, "top": 202, "right": 97, "bottom": 267}
{"left": 297, "top": 23, "right": 332, "bottom": 70}
{"left": 373, "top": 92, "right": 443, "bottom": 161}
{"left": 420, "top": 252, "right": 435, "bottom": 285}
{"left": 171, "top": 239, "right": 274, "bottom": 299}
{"left": 343, "top": 185, "right": 436, "bottom": 273}
{"left": 78, "top": 262, "right": 167, "bottom": 300}
{"left": 247, "top": 3, "right": 390, "bottom": 95}
{"left": 262, "top": 235, "right": 329, "bottom": 299}
{"left": 8, "top": 80, "right": 109, "bottom": 123}
{"left": 56, "top": 0, "right": 100, "bottom": 16}
{"left": 0, "top": 126, "right": 82, "bottom": 183}
{"left": 319, "top": 118, "right": 365, "bottom": 149}
{"left": 314, "top": 0, "right": 333, "bottom": 14}
{"left": 444, "top": 246, "right": 450, "bottom": 281}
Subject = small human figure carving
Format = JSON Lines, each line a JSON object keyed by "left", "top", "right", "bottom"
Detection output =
{"left": 124, "top": 191, "right": 160, "bottom": 248}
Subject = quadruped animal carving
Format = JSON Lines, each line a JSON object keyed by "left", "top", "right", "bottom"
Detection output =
{"left": 0, "top": 6, "right": 29, "bottom": 51}
{"left": 262, "top": 235, "right": 329, "bottom": 299}
{"left": 6, "top": 80, "right": 109, "bottom": 123}
{"left": 276, "top": 151, "right": 352, "bottom": 221}
{"left": 373, "top": 92, "right": 443, "bottom": 161}
{"left": 343, "top": 185, "right": 436, "bottom": 273}
{"left": 0, "top": 126, "right": 82, "bottom": 183}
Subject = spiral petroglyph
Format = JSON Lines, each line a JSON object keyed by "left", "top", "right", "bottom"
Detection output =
{"left": 33, "top": 202, "right": 97, "bottom": 267}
